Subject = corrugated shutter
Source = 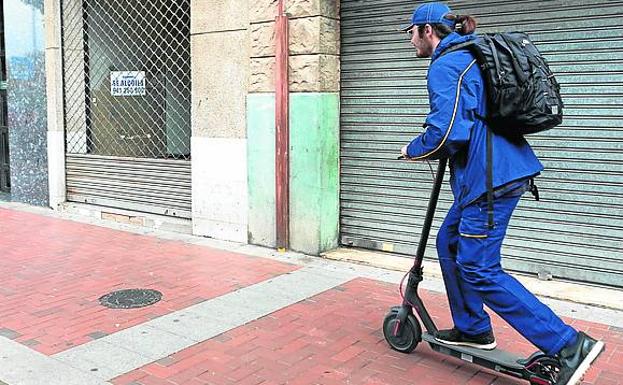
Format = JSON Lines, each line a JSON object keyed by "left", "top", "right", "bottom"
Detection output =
{"left": 66, "top": 155, "right": 191, "bottom": 218}
{"left": 340, "top": 0, "right": 623, "bottom": 287}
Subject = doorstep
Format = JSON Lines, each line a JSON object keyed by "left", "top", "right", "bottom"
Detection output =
{"left": 59, "top": 202, "right": 193, "bottom": 234}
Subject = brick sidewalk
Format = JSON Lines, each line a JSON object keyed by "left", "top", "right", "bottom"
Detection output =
{"left": 0, "top": 208, "right": 296, "bottom": 355}
{"left": 112, "top": 278, "right": 623, "bottom": 385}
{"left": 0, "top": 206, "right": 621, "bottom": 385}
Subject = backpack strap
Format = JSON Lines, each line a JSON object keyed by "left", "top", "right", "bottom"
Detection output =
{"left": 486, "top": 125, "right": 495, "bottom": 229}
{"left": 529, "top": 178, "right": 540, "bottom": 201}
{"left": 471, "top": 36, "right": 495, "bottom": 229}
{"left": 438, "top": 40, "right": 475, "bottom": 57}
{"left": 439, "top": 40, "right": 474, "bottom": 57}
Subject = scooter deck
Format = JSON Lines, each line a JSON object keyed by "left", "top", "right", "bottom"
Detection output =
{"left": 422, "top": 333, "right": 525, "bottom": 370}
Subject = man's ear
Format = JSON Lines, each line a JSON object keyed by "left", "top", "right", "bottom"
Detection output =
{"left": 425, "top": 24, "right": 434, "bottom": 37}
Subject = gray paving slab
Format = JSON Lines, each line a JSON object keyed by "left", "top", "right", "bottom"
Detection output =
{"left": 53, "top": 340, "right": 153, "bottom": 381}
{"left": 0, "top": 337, "right": 111, "bottom": 385}
{"left": 147, "top": 310, "right": 238, "bottom": 342}
{"left": 102, "top": 324, "right": 196, "bottom": 360}
{"left": 53, "top": 266, "right": 354, "bottom": 381}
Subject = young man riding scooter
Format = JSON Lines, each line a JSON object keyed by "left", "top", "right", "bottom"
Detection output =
{"left": 399, "top": 3, "right": 604, "bottom": 385}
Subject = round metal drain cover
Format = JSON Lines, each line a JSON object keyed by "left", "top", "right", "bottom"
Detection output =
{"left": 99, "top": 289, "right": 162, "bottom": 309}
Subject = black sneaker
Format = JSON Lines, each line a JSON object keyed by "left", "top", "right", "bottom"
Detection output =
{"left": 435, "top": 327, "right": 497, "bottom": 350}
{"left": 555, "top": 332, "right": 605, "bottom": 385}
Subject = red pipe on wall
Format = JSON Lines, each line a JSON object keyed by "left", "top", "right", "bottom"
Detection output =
{"left": 275, "top": 0, "right": 290, "bottom": 250}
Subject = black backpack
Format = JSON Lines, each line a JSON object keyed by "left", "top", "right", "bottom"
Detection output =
{"left": 443, "top": 32, "right": 564, "bottom": 136}
{"left": 442, "top": 32, "right": 563, "bottom": 226}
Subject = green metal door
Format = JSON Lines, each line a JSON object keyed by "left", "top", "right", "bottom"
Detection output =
{"left": 340, "top": 0, "right": 623, "bottom": 287}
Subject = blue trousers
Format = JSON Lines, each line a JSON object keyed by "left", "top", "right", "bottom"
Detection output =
{"left": 436, "top": 194, "right": 577, "bottom": 356}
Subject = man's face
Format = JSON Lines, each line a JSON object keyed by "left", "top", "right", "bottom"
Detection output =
{"left": 408, "top": 25, "right": 434, "bottom": 58}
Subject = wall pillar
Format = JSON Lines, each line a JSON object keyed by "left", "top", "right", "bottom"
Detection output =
{"left": 44, "top": 0, "right": 66, "bottom": 210}
{"left": 190, "top": 1, "right": 250, "bottom": 242}
{"left": 248, "top": 0, "right": 340, "bottom": 254}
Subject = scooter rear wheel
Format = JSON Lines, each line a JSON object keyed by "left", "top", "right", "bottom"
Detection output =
{"left": 527, "top": 355, "right": 561, "bottom": 385}
{"left": 383, "top": 307, "right": 422, "bottom": 354}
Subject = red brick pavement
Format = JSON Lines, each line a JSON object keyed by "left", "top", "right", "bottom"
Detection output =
{"left": 0, "top": 208, "right": 297, "bottom": 355}
{"left": 112, "top": 278, "right": 623, "bottom": 385}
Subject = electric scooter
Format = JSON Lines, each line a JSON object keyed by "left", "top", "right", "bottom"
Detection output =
{"left": 382, "top": 157, "right": 561, "bottom": 385}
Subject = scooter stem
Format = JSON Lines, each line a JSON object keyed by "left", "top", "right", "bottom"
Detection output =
{"left": 397, "top": 158, "right": 448, "bottom": 335}
{"left": 412, "top": 157, "right": 447, "bottom": 272}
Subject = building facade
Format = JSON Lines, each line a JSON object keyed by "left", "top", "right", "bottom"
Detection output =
{"left": 3, "top": 0, "right": 621, "bottom": 288}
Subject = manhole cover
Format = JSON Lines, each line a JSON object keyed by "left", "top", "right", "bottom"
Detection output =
{"left": 99, "top": 289, "right": 162, "bottom": 309}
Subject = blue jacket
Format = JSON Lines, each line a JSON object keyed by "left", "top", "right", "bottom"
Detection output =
{"left": 406, "top": 32, "right": 544, "bottom": 207}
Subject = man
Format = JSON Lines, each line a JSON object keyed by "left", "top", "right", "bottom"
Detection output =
{"left": 399, "top": 3, "right": 604, "bottom": 385}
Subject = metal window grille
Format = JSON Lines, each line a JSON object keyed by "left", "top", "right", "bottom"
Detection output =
{"left": 62, "top": 0, "right": 191, "bottom": 160}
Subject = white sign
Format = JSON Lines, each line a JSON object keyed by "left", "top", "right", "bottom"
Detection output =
{"left": 111, "top": 71, "right": 146, "bottom": 96}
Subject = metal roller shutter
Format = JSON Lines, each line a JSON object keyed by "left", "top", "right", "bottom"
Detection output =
{"left": 66, "top": 155, "right": 192, "bottom": 218}
{"left": 61, "top": 0, "right": 192, "bottom": 219}
{"left": 340, "top": 0, "right": 623, "bottom": 287}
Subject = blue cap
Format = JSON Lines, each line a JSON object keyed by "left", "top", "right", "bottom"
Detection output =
{"left": 401, "top": 2, "right": 455, "bottom": 31}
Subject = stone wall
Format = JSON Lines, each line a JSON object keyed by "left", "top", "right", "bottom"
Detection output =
{"left": 250, "top": 0, "right": 340, "bottom": 93}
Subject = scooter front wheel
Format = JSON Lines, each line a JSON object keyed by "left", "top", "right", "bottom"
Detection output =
{"left": 382, "top": 307, "right": 422, "bottom": 353}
